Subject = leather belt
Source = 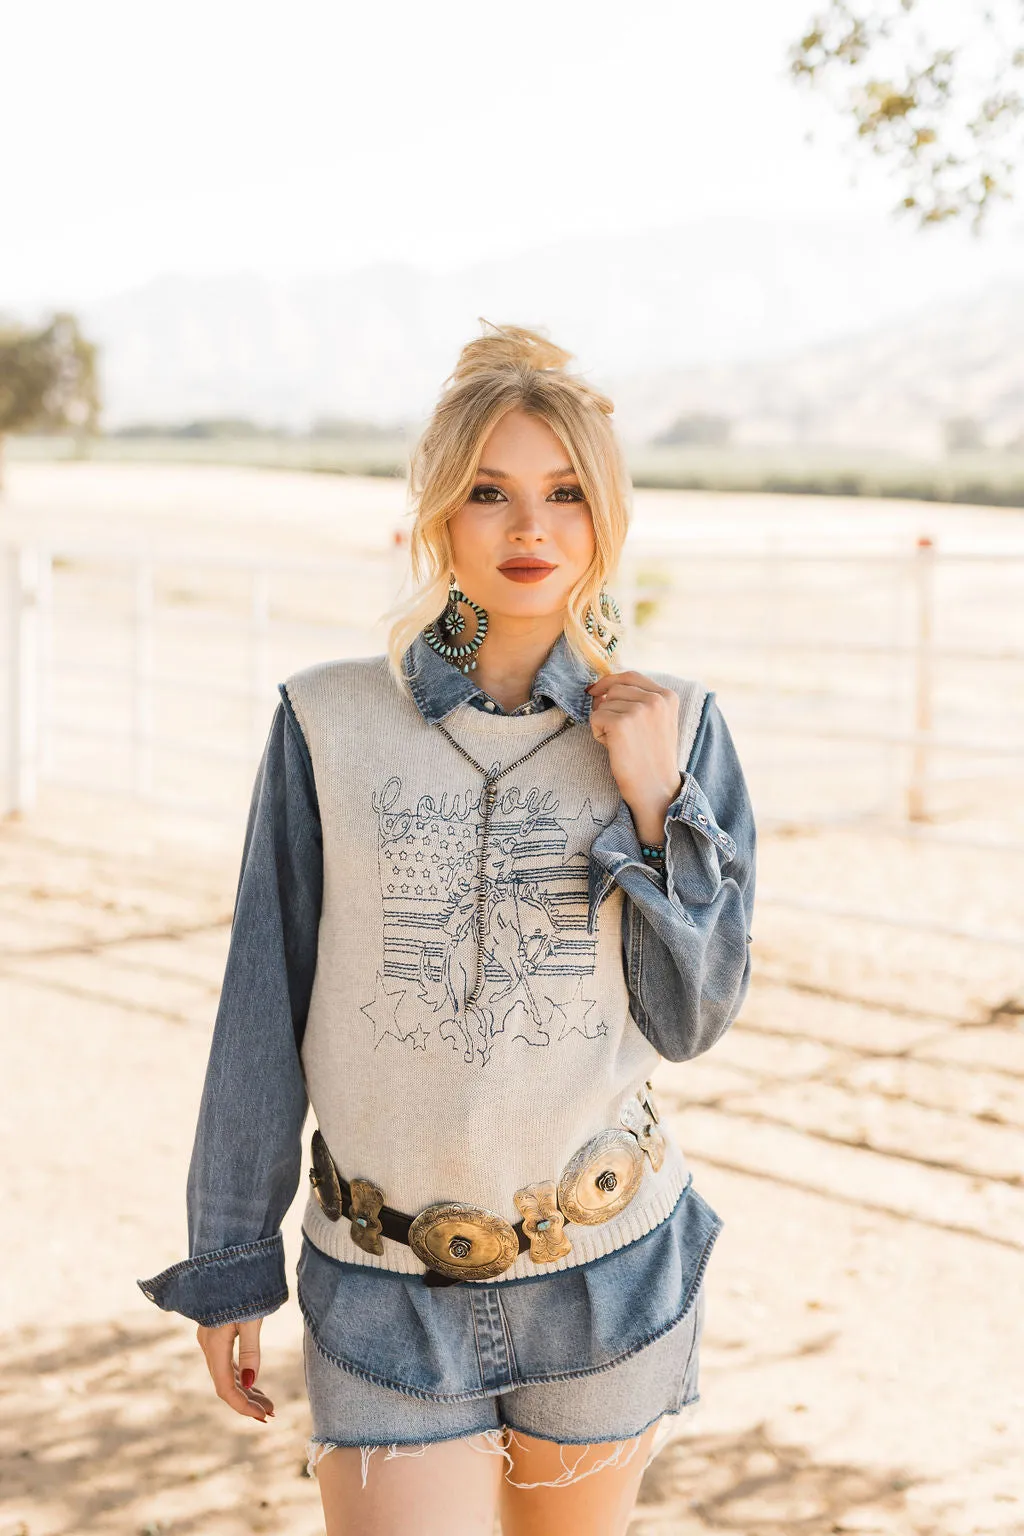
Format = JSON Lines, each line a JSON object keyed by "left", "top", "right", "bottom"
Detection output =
{"left": 308, "top": 1080, "right": 667, "bottom": 1286}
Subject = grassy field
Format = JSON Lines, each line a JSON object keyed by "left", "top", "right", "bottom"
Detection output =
{"left": 9, "top": 432, "right": 1024, "bottom": 507}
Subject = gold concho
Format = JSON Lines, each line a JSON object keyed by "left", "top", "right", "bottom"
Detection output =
{"left": 308, "top": 1129, "right": 342, "bottom": 1221}
{"left": 348, "top": 1178, "right": 386, "bottom": 1255}
{"left": 408, "top": 1201, "right": 520, "bottom": 1281}
{"left": 557, "top": 1128, "right": 645, "bottom": 1224}
{"left": 640, "top": 1078, "right": 661, "bottom": 1123}
{"left": 619, "top": 1095, "right": 668, "bottom": 1172}
{"left": 513, "top": 1179, "right": 573, "bottom": 1264}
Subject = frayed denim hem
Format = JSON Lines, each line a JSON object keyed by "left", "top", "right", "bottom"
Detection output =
{"left": 304, "top": 1397, "right": 701, "bottom": 1490}
{"left": 305, "top": 1427, "right": 508, "bottom": 1487}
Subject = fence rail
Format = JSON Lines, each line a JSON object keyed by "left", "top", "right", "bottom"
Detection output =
{"left": 4, "top": 536, "right": 1023, "bottom": 831}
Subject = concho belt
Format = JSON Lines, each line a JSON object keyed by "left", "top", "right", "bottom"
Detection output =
{"left": 308, "top": 1081, "right": 668, "bottom": 1285}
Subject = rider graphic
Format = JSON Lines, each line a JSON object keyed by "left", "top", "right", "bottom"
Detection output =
{"left": 360, "top": 775, "right": 608, "bottom": 1066}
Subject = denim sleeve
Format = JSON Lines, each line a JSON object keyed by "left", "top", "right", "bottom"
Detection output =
{"left": 136, "top": 688, "right": 323, "bottom": 1326}
{"left": 588, "top": 691, "right": 756, "bottom": 1063}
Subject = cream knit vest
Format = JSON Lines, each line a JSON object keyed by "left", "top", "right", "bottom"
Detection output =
{"left": 284, "top": 653, "right": 707, "bottom": 1281}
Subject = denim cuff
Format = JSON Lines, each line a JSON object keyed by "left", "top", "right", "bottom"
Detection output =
{"left": 137, "top": 1233, "right": 288, "bottom": 1327}
{"left": 664, "top": 773, "right": 738, "bottom": 907}
{"left": 588, "top": 773, "right": 736, "bottom": 925}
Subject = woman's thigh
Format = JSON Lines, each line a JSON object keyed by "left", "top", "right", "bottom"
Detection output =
{"left": 304, "top": 1327, "right": 508, "bottom": 1534}
{"left": 497, "top": 1418, "right": 663, "bottom": 1536}
{"left": 497, "top": 1285, "right": 706, "bottom": 1535}
{"left": 316, "top": 1432, "right": 506, "bottom": 1536}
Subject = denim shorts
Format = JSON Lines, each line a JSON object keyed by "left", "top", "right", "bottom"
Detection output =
{"left": 304, "top": 1279, "right": 706, "bottom": 1489}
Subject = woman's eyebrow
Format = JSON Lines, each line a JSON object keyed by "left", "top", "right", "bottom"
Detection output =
{"left": 475, "top": 465, "right": 578, "bottom": 479}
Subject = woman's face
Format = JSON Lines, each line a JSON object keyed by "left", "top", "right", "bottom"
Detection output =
{"left": 446, "top": 407, "right": 596, "bottom": 626}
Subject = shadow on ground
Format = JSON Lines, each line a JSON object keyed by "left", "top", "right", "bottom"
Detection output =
{"left": 0, "top": 1317, "right": 319, "bottom": 1535}
{"left": 635, "top": 1419, "right": 922, "bottom": 1535}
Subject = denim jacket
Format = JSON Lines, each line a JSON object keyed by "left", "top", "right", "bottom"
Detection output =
{"left": 138, "top": 630, "right": 756, "bottom": 1397}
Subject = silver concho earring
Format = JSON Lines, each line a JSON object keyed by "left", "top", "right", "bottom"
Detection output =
{"left": 585, "top": 590, "right": 622, "bottom": 654}
{"left": 423, "top": 572, "right": 489, "bottom": 673}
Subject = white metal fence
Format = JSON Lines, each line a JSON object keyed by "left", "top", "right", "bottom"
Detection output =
{"left": 4, "top": 535, "right": 1023, "bottom": 838}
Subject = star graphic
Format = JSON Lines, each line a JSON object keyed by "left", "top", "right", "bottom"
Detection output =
{"left": 544, "top": 993, "right": 571, "bottom": 1034}
{"left": 360, "top": 971, "right": 409, "bottom": 1047}
{"left": 406, "top": 1022, "right": 430, "bottom": 1050}
{"left": 556, "top": 975, "right": 606, "bottom": 1040}
{"left": 555, "top": 798, "right": 604, "bottom": 864}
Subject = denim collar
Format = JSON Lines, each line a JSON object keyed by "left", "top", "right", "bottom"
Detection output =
{"left": 401, "top": 626, "right": 598, "bottom": 725}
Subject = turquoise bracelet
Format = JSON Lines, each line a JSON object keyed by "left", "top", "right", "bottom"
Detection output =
{"left": 640, "top": 842, "right": 666, "bottom": 861}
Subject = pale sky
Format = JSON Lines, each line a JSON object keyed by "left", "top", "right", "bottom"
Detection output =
{"left": 3, "top": 0, "right": 1022, "bottom": 312}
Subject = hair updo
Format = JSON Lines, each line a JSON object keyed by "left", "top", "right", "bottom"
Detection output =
{"left": 444, "top": 320, "right": 614, "bottom": 409}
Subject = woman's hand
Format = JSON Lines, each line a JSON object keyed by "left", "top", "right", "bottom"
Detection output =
{"left": 196, "top": 1317, "right": 275, "bottom": 1422}
{"left": 586, "top": 671, "right": 682, "bottom": 845}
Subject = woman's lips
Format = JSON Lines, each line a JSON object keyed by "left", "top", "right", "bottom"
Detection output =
{"left": 498, "top": 564, "right": 556, "bottom": 583}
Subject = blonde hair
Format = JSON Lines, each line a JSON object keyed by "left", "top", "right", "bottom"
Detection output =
{"left": 382, "top": 318, "right": 632, "bottom": 694}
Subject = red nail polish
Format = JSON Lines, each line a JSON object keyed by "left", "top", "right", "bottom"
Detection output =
{"left": 241, "top": 1368, "right": 255, "bottom": 1389}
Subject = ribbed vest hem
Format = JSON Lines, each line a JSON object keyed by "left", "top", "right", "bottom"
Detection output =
{"left": 300, "top": 1135, "right": 690, "bottom": 1283}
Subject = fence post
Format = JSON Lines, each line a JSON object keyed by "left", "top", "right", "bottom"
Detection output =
{"left": 5, "top": 546, "right": 40, "bottom": 815}
{"left": 390, "top": 525, "right": 411, "bottom": 603}
{"left": 37, "top": 549, "right": 54, "bottom": 775}
{"left": 250, "top": 568, "right": 271, "bottom": 758}
{"left": 133, "top": 561, "right": 155, "bottom": 797}
{"left": 907, "top": 535, "right": 935, "bottom": 822}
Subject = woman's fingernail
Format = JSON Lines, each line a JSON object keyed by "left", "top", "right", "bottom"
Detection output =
{"left": 241, "top": 1368, "right": 255, "bottom": 1389}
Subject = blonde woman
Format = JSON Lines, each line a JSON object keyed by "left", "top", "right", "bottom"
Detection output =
{"left": 139, "top": 321, "right": 756, "bottom": 1536}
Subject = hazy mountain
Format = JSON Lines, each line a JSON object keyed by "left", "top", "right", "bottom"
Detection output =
{"left": 615, "top": 279, "right": 1024, "bottom": 455}
{"left": 20, "top": 213, "right": 1024, "bottom": 449}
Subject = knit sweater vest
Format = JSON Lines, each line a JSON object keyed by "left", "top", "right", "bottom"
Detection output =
{"left": 284, "top": 653, "right": 707, "bottom": 1281}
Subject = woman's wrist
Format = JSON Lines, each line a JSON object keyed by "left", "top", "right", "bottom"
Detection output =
{"left": 627, "top": 774, "right": 683, "bottom": 848}
{"left": 639, "top": 840, "right": 666, "bottom": 863}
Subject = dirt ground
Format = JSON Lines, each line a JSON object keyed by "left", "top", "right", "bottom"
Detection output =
{"left": 1, "top": 778, "right": 1021, "bottom": 1536}
{"left": 1, "top": 463, "right": 1022, "bottom": 1534}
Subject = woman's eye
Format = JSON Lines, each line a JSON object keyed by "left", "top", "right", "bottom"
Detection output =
{"left": 468, "top": 484, "right": 584, "bottom": 504}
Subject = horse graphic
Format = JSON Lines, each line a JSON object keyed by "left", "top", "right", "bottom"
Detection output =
{"left": 419, "top": 873, "right": 563, "bottom": 1066}
{"left": 367, "top": 778, "right": 602, "bottom": 1066}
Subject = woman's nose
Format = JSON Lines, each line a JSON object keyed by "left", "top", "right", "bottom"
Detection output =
{"left": 505, "top": 497, "right": 548, "bottom": 535}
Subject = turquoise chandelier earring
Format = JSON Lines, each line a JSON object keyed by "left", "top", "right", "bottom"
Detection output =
{"left": 585, "top": 590, "right": 622, "bottom": 655}
{"left": 422, "top": 573, "right": 489, "bottom": 673}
